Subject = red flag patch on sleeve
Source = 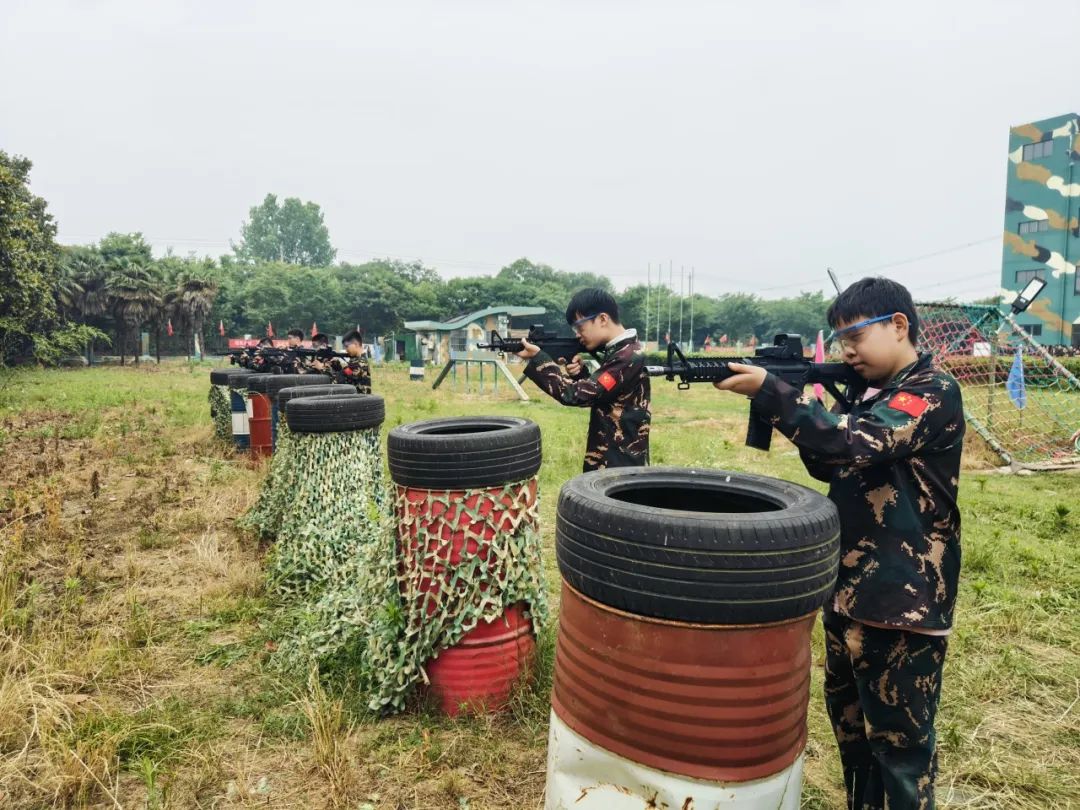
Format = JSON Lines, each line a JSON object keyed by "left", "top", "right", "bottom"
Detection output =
{"left": 887, "top": 391, "right": 928, "bottom": 418}
{"left": 597, "top": 371, "right": 617, "bottom": 391}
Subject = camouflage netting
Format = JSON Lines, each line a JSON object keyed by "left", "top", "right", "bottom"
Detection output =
{"left": 209, "top": 384, "right": 231, "bottom": 443}
{"left": 265, "top": 427, "right": 386, "bottom": 597}
{"left": 274, "top": 478, "right": 548, "bottom": 713}
{"left": 917, "top": 302, "right": 1080, "bottom": 465}
{"left": 239, "top": 420, "right": 294, "bottom": 539}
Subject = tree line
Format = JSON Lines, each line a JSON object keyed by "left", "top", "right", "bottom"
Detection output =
{"left": 2, "top": 150, "right": 833, "bottom": 366}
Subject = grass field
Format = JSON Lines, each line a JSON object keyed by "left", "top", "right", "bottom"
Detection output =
{"left": 1, "top": 361, "right": 1078, "bottom": 809}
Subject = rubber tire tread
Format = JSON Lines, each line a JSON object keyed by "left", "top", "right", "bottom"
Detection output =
{"left": 387, "top": 416, "right": 541, "bottom": 488}
{"left": 276, "top": 384, "right": 357, "bottom": 408}
{"left": 263, "top": 374, "right": 331, "bottom": 399}
{"left": 227, "top": 371, "right": 255, "bottom": 390}
{"left": 286, "top": 394, "right": 385, "bottom": 433}
{"left": 245, "top": 374, "right": 273, "bottom": 393}
{"left": 211, "top": 367, "right": 250, "bottom": 384}
{"left": 556, "top": 466, "right": 840, "bottom": 625}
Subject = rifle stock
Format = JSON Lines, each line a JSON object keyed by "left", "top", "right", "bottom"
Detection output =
{"left": 478, "top": 323, "right": 599, "bottom": 363}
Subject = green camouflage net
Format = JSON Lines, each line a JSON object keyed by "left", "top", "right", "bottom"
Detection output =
{"left": 239, "top": 420, "right": 294, "bottom": 539}
{"left": 266, "top": 427, "right": 387, "bottom": 598}
{"left": 209, "top": 384, "right": 232, "bottom": 443}
{"left": 274, "top": 478, "right": 548, "bottom": 713}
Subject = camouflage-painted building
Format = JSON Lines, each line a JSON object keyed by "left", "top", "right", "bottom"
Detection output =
{"left": 1001, "top": 113, "right": 1080, "bottom": 348}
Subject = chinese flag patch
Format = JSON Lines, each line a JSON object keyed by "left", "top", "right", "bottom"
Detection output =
{"left": 597, "top": 371, "right": 617, "bottom": 391}
{"left": 887, "top": 391, "right": 928, "bottom": 418}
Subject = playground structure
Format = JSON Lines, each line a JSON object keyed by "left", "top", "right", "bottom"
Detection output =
{"left": 430, "top": 349, "right": 531, "bottom": 401}
{"left": 917, "top": 302, "right": 1080, "bottom": 467}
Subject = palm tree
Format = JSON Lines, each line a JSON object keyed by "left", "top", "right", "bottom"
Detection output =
{"left": 60, "top": 251, "right": 110, "bottom": 362}
{"left": 108, "top": 259, "right": 162, "bottom": 365}
{"left": 175, "top": 277, "right": 218, "bottom": 360}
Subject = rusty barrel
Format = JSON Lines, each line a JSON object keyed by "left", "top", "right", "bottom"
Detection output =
{"left": 245, "top": 374, "right": 274, "bottom": 460}
{"left": 546, "top": 467, "right": 840, "bottom": 809}
{"left": 388, "top": 416, "right": 543, "bottom": 716}
{"left": 262, "top": 373, "right": 332, "bottom": 451}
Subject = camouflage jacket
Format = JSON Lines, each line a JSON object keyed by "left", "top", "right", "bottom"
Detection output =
{"left": 331, "top": 355, "right": 372, "bottom": 394}
{"left": 524, "top": 333, "right": 651, "bottom": 472}
{"left": 751, "top": 353, "right": 965, "bottom": 630}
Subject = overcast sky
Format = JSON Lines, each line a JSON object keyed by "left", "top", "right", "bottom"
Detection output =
{"left": 3, "top": 0, "right": 1078, "bottom": 300}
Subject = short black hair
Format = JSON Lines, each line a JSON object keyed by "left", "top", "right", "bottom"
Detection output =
{"left": 565, "top": 288, "right": 619, "bottom": 326}
{"left": 343, "top": 329, "right": 363, "bottom": 345}
{"left": 827, "top": 277, "right": 919, "bottom": 345}
{"left": 286, "top": 328, "right": 304, "bottom": 339}
{"left": 311, "top": 333, "right": 329, "bottom": 345}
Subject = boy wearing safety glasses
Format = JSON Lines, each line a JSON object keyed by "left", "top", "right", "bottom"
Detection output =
{"left": 715, "top": 277, "right": 965, "bottom": 810}
{"left": 515, "top": 288, "right": 650, "bottom": 472}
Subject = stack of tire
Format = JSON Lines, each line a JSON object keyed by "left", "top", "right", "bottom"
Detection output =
{"left": 242, "top": 384, "right": 358, "bottom": 541}
{"left": 387, "top": 416, "right": 543, "bottom": 716}
{"left": 269, "top": 393, "right": 388, "bottom": 596}
{"left": 545, "top": 467, "right": 840, "bottom": 810}
{"left": 261, "top": 373, "right": 332, "bottom": 450}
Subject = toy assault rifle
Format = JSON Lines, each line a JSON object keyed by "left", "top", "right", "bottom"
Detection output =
{"left": 220, "top": 346, "right": 349, "bottom": 370}
{"left": 478, "top": 324, "right": 600, "bottom": 363}
{"left": 645, "top": 333, "right": 864, "bottom": 451}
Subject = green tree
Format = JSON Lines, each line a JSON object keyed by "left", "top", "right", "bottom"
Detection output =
{"left": 759, "top": 291, "right": 831, "bottom": 343}
{"left": 108, "top": 259, "right": 162, "bottom": 364}
{"left": 234, "top": 194, "right": 336, "bottom": 266}
{"left": 0, "top": 151, "right": 61, "bottom": 364}
{"left": 713, "top": 293, "right": 766, "bottom": 345}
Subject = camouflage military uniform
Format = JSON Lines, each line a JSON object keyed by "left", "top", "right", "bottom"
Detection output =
{"left": 751, "top": 353, "right": 964, "bottom": 810}
{"left": 523, "top": 332, "right": 650, "bottom": 472}
{"left": 330, "top": 355, "right": 372, "bottom": 394}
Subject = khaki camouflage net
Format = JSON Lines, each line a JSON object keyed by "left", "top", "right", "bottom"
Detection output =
{"left": 239, "top": 420, "right": 294, "bottom": 539}
{"left": 265, "top": 427, "right": 386, "bottom": 598}
{"left": 209, "top": 384, "right": 232, "bottom": 443}
{"left": 274, "top": 478, "right": 548, "bottom": 713}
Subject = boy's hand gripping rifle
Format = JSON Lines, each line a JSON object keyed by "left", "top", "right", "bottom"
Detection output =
{"left": 646, "top": 333, "right": 864, "bottom": 451}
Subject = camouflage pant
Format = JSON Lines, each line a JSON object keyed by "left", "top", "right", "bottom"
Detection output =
{"left": 822, "top": 610, "right": 948, "bottom": 810}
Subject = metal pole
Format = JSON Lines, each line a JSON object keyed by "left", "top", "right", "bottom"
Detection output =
{"left": 645, "top": 263, "right": 651, "bottom": 349}
{"left": 679, "top": 266, "right": 685, "bottom": 345}
{"left": 689, "top": 266, "right": 695, "bottom": 353}
{"left": 655, "top": 261, "right": 663, "bottom": 346}
{"left": 667, "top": 261, "right": 673, "bottom": 345}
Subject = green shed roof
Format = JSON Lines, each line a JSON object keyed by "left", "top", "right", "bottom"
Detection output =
{"left": 403, "top": 305, "right": 545, "bottom": 332}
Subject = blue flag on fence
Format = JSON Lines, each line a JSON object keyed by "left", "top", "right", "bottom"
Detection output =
{"left": 1007, "top": 347, "right": 1026, "bottom": 410}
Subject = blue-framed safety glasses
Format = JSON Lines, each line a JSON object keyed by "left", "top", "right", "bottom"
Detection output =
{"left": 826, "top": 313, "right": 898, "bottom": 343}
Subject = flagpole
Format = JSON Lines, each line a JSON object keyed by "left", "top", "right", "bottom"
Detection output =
{"left": 645, "top": 263, "right": 651, "bottom": 351}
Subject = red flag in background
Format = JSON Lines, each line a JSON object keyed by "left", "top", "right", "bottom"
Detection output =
{"left": 219, "top": 320, "right": 225, "bottom": 337}
{"left": 267, "top": 322, "right": 275, "bottom": 338}
{"left": 166, "top": 319, "right": 174, "bottom": 337}
{"left": 311, "top": 321, "right": 318, "bottom": 337}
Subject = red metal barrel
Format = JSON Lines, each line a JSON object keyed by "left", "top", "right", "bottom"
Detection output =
{"left": 246, "top": 377, "right": 273, "bottom": 460}
{"left": 388, "top": 417, "right": 544, "bottom": 717}
{"left": 425, "top": 602, "right": 535, "bottom": 716}
{"left": 552, "top": 583, "right": 814, "bottom": 783}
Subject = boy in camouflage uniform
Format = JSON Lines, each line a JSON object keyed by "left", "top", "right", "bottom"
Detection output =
{"left": 516, "top": 288, "right": 650, "bottom": 472}
{"left": 714, "top": 278, "right": 964, "bottom": 810}
{"left": 306, "top": 332, "right": 332, "bottom": 374}
{"left": 328, "top": 330, "right": 372, "bottom": 393}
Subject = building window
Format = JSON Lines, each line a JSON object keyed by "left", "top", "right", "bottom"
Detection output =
{"left": 1016, "top": 269, "right": 1045, "bottom": 285}
{"left": 1075, "top": 271, "right": 1080, "bottom": 295}
{"left": 1022, "top": 139, "right": 1054, "bottom": 160}
{"left": 1020, "top": 323, "right": 1043, "bottom": 336}
{"left": 1018, "top": 219, "right": 1050, "bottom": 235}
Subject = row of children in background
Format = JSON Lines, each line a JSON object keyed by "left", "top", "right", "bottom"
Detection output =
{"left": 243, "top": 328, "right": 371, "bottom": 394}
